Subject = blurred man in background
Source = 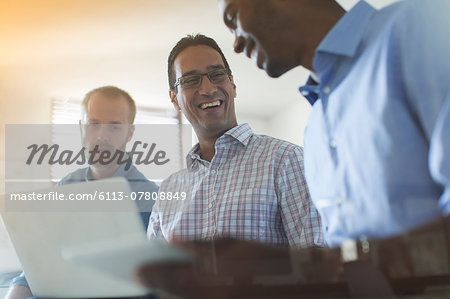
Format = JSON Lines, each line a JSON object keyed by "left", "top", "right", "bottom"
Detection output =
{"left": 6, "top": 86, "right": 159, "bottom": 299}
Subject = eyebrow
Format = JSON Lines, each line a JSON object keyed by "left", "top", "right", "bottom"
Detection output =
{"left": 181, "top": 64, "right": 226, "bottom": 77}
{"left": 87, "top": 119, "right": 124, "bottom": 125}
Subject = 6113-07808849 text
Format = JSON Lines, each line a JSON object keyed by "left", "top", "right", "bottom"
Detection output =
{"left": 9, "top": 191, "right": 187, "bottom": 201}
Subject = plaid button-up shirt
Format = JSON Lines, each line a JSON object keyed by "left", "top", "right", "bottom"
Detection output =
{"left": 148, "top": 124, "right": 323, "bottom": 247}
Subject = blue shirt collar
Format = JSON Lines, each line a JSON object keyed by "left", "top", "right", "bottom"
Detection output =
{"left": 85, "top": 155, "right": 132, "bottom": 180}
{"left": 300, "top": 1, "right": 376, "bottom": 106}
{"left": 299, "top": 76, "right": 321, "bottom": 106}
{"left": 315, "top": 1, "right": 376, "bottom": 59}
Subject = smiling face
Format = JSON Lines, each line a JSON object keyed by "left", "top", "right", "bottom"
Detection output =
{"left": 219, "top": 0, "right": 310, "bottom": 76}
{"left": 170, "top": 45, "right": 238, "bottom": 140}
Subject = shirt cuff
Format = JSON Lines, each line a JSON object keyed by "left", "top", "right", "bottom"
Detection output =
{"left": 9, "top": 271, "right": 29, "bottom": 288}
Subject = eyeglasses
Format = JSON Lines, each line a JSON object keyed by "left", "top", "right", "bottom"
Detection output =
{"left": 174, "top": 68, "right": 231, "bottom": 89}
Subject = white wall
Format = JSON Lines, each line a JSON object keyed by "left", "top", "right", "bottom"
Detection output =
{"left": 267, "top": 98, "right": 311, "bottom": 146}
{"left": 0, "top": 64, "right": 53, "bottom": 193}
{"left": 237, "top": 113, "right": 269, "bottom": 136}
{"left": 0, "top": 66, "right": 54, "bottom": 275}
{"left": 236, "top": 100, "right": 311, "bottom": 147}
{"left": 237, "top": 98, "right": 311, "bottom": 147}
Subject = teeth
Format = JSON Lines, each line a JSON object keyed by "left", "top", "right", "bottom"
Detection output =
{"left": 250, "top": 47, "right": 257, "bottom": 62}
{"left": 200, "top": 101, "right": 221, "bottom": 109}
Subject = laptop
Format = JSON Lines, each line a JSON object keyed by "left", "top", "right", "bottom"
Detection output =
{"left": 0, "top": 177, "right": 190, "bottom": 298}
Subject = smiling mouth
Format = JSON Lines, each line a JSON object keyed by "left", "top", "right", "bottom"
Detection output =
{"left": 199, "top": 100, "right": 222, "bottom": 110}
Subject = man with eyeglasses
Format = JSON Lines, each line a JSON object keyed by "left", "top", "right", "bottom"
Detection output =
{"left": 148, "top": 34, "right": 324, "bottom": 248}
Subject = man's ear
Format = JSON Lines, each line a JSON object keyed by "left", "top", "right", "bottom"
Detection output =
{"left": 79, "top": 119, "right": 84, "bottom": 135}
{"left": 127, "top": 124, "right": 135, "bottom": 143}
{"left": 229, "top": 75, "right": 237, "bottom": 99}
{"left": 169, "top": 89, "right": 181, "bottom": 111}
{"left": 79, "top": 119, "right": 86, "bottom": 144}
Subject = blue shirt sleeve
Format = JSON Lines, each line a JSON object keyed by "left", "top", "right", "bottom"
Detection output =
{"left": 396, "top": 0, "right": 450, "bottom": 215}
{"left": 9, "top": 271, "right": 29, "bottom": 288}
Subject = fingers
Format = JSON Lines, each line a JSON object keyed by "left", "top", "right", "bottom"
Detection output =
{"left": 134, "top": 238, "right": 294, "bottom": 298}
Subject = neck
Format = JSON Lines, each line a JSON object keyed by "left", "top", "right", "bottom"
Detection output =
{"left": 197, "top": 138, "right": 217, "bottom": 162}
{"left": 299, "top": 0, "right": 346, "bottom": 71}
{"left": 194, "top": 124, "right": 237, "bottom": 162}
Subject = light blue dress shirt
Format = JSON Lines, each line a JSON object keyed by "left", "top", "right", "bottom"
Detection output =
{"left": 301, "top": 0, "right": 450, "bottom": 247}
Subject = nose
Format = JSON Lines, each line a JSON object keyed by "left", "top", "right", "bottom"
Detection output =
{"left": 197, "top": 74, "right": 218, "bottom": 96}
{"left": 234, "top": 35, "right": 245, "bottom": 53}
{"left": 96, "top": 124, "right": 110, "bottom": 142}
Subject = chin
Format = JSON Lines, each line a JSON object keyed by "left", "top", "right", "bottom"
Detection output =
{"left": 264, "top": 60, "right": 295, "bottom": 78}
{"left": 264, "top": 64, "right": 286, "bottom": 78}
{"left": 265, "top": 68, "right": 283, "bottom": 78}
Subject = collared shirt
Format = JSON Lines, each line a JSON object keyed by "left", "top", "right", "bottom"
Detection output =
{"left": 9, "top": 163, "right": 158, "bottom": 289}
{"left": 301, "top": 0, "right": 450, "bottom": 247}
{"left": 149, "top": 124, "right": 323, "bottom": 247}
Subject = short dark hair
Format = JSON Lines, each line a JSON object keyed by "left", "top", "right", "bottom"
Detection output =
{"left": 82, "top": 86, "right": 137, "bottom": 124}
{"left": 167, "top": 34, "right": 232, "bottom": 90}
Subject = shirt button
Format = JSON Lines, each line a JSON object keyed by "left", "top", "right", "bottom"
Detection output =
{"left": 211, "top": 170, "right": 216, "bottom": 175}
{"left": 330, "top": 139, "right": 337, "bottom": 148}
{"left": 209, "top": 203, "right": 213, "bottom": 208}
{"left": 323, "top": 86, "right": 331, "bottom": 94}
{"left": 301, "top": 90, "right": 309, "bottom": 96}
{"left": 337, "top": 197, "right": 343, "bottom": 205}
